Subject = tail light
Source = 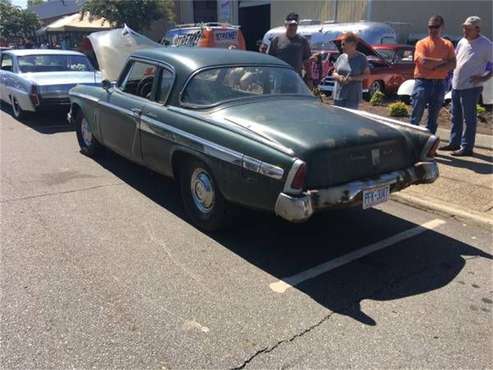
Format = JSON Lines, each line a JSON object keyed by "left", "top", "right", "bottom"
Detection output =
{"left": 290, "top": 162, "right": 306, "bottom": 190}
{"left": 30, "top": 85, "right": 40, "bottom": 107}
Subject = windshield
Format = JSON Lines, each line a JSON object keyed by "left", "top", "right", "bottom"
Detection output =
{"left": 182, "top": 66, "right": 311, "bottom": 107}
{"left": 18, "top": 54, "right": 94, "bottom": 73}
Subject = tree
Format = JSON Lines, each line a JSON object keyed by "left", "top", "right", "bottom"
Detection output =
{"left": 81, "top": 0, "right": 175, "bottom": 32}
{"left": 27, "top": 0, "right": 45, "bottom": 7}
{"left": 0, "top": 0, "right": 41, "bottom": 41}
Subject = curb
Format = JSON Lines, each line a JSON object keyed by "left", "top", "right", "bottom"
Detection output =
{"left": 392, "top": 193, "right": 493, "bottom": 229}
{"left": 436, "top": 128, "right": 493, "bottom": 151}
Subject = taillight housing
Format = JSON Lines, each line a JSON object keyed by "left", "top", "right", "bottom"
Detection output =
{"left": 290, "top": 162, "right": 306, "bottom": 190}
{"left": 30, "top": 85, "right": 40, "bottom": 107}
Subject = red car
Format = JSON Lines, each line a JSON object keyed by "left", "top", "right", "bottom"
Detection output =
{"left": 318, "top": 39, "right": 415, "bottom": 99}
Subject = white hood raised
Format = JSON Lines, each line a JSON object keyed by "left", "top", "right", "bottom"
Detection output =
{"left": 88, "top": 25, "right": 162, "bottom": 81}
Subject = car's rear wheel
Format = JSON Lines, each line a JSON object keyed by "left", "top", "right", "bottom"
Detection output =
{"left": 179, "top": 159, "right": 229, "bottom": 231}
{"left": 10, "top": 96, "right": 26, "bottom": 120}
{"left": 75, "top": 111, "right": 102, "bottom": 157}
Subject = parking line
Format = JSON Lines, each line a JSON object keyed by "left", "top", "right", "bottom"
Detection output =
{"left": 269, "top": 218, "right": 446, "bottom": 294}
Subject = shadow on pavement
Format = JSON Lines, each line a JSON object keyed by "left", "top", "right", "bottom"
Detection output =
{"left": 94, "top": 149, "right": 493, "bottom": 326}
{"left": 0, "top": 103, "right": 73, "bottom": 134}
{"left": 436, "top": 152, "right": 493, "bottom": 175}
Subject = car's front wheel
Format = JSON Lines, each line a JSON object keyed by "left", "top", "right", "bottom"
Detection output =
{"left": 75, "top": 111, "right": 102, "bottom": 157}
{"left": 179, "top": 159, "right": 229, "bottom": 231}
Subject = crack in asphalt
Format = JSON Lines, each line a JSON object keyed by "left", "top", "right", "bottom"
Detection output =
{"left": 0, "top": 182, "right": 124, "bottom": 203}
{"left": 231, "top": 251, "right": 479, "bottom": 369}
{"left": 230, "top": 311, "right": 337, "bottom": 370}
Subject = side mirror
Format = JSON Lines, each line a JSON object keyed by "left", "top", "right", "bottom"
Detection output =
{"left": 102, "top": 79, "right": 112, "bottom": 92}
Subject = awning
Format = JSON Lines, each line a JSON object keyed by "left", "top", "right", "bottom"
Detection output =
{"left": 36, "top": 12, "right": 112, "bottom": 35}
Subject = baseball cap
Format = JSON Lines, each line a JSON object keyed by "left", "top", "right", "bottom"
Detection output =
{"left": 285, "top": 12, "right": 299, "bottom": 25}
{"left": 463, "top": 16, "right": 481, "bottom": 27}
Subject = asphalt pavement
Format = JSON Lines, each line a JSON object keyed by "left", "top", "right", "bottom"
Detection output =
{"left": 1, "top": 108, "right": 492, "bottom": 369}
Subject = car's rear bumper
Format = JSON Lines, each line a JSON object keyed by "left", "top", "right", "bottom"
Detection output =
{"left": 274, "top": 161, "right": 439, "bottom": 222}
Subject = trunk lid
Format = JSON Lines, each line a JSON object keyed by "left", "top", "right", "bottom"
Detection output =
{"left": 211, "top": 97, "right": 415, "bottom": 187}
{"left": 22, "top": 71, "right": 102, "bottom": 86}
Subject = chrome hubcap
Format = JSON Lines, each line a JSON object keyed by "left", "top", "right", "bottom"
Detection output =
{"left": 81, "top": 118, "right": 92, "bottom": 147}
{"left": 190, "top": 168, "right": 215, "bottom": 214}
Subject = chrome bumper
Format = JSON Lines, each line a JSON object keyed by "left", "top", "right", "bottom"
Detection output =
{"left": 274, "top": 161, "right": 439, "bottom": 222}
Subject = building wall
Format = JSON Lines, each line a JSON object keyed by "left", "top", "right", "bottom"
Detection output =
{"left": 370, "top": 0, "right": 492, "bottom": 40}
{"left": 270, "top": 0, "right": 492, "bottom": 41}
{"left": 271, "top": 0, "right": 336, "bottom": 26}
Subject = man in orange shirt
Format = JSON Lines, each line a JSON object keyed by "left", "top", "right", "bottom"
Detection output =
{"left": 410, "top": 15, "right": 456, "bottom": 133}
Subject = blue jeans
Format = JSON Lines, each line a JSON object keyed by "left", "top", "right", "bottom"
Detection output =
{"left": 449, "top": 87, "right": 482, "bottom": 151}
{"left": 410, "top": 79, "right": 447, "bottom": 134}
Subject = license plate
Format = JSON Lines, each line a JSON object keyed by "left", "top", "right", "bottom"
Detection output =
{"left": 362, "top": 185, "right": 390, "bottom": 209}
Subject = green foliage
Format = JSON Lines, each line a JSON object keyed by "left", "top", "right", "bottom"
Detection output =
{"left": 0, "top": 0, "right": 40, "bottom": 40}
{"left": 369, "top": 90, "right": 385, "bottom": 106}
{"left": 27, "top": 0, "right": 45, "bottom": 7}
{"left": 81, "top": 0, "right": 175, "bottom": 32}
{"left": 388, "top": 102, "right": 409, "bottom": 117}
{"left": 477, "top": 104, "right": 486, "bottom": 115}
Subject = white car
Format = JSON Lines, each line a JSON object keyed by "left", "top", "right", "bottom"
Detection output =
{"left": 0, "top": 49, "right": 101, "bottom": 119}
{"left": 397, "top": 77, "right": 493, "bottom": 105}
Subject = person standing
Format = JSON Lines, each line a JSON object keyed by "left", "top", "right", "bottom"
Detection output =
{"left": 410, "top": 15, "right": 456, "bottom": 133}
{"left": 331, "top": 32, "right": 370, "bottom": 109}
{"left": 268, "top": 12, "right": 313, "bottom": 87}
{"left": 440, "top": 16, "right": 493, "bottom": 156}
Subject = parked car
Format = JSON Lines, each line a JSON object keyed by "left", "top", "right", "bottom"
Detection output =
{"left": 161, "top": 23, "right": 246, "bottom": 50}
{"left": 398, "top": 76, "right": 493, "bottom": 106}
{"left": 319, "top": 38, "right": 415, "bottom": 98}
{"left": 68, "top": 47, "right": 439, "bottom": 231}
{"left": 0, "top": 49, "right": 101, "bottom": 119}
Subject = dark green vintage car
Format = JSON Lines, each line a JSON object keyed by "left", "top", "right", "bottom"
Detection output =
{"left": 68, "top": 47, "right": 439, "bottom": 230}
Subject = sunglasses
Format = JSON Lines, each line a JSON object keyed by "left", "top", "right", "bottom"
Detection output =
{"left": 428, "top": 25, "right": 441, "bottom": 29}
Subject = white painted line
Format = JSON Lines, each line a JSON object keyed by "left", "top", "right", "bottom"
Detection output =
{"left": 269, "top": 218, "right": 446, "bottom": 294}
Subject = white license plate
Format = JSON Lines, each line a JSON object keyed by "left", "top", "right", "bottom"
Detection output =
{"left": 362, "top": 185, "right": 390, "bottom": 209}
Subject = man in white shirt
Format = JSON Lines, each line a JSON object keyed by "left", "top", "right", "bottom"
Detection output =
{"left": 440, "top": 16, "right": 493, "bottom": 156}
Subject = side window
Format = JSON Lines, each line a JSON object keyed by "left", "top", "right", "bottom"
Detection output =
{"left": 1, "top": 54, "right": 13, "bottom": 72}
{"left": 120, "top": 61, "right": 157, "bottom": 99}
{"left": 157, "top": 68, "right": 174, "bottom": 104}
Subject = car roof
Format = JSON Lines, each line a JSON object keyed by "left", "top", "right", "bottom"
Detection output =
{"left": 5, "top": 49, "right": 85, "bottom": 56}
{"left": 132, "top": 47, "right": 289, "bottom": 73}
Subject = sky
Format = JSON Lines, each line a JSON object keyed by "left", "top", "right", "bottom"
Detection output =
{"left": 11, "top": 0, "right": 28, "bottom": 9}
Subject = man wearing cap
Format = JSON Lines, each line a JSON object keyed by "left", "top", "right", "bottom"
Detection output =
{"left": 268, "top": 12, "right": 313, "bottom": 87}
{"left": 410, "top": 15, "right": 456, "bottom": 134}
{"left": 440, "top": 16, "right": 493, "bottom": 156}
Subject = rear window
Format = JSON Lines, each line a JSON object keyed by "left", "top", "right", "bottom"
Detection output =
{"left": 18, "top": 54, "right": 94, "bottom": 73}
{"left": 182, "top": 66, "right": 311, "bottom": 107}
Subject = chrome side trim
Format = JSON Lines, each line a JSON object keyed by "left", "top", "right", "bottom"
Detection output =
{"left": 98, "top": 100, "right": 134, "bottom": 116}
{"left": 283, "top": 158, "right": 305, "bottom": 195}
{"left": 69, "top": 91, "right": 100, "bottom": 103}
{"left": 140, "top": 115, "right": 284, "bottom": 179}
{"left": 335, "top": 106, "right": 430, "bottom": 133}
{"left": 420, "top": 135, "right": 439, "bottom": 161}
{"left": 259, "top": 162, "right": 284, "bottom": 180}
